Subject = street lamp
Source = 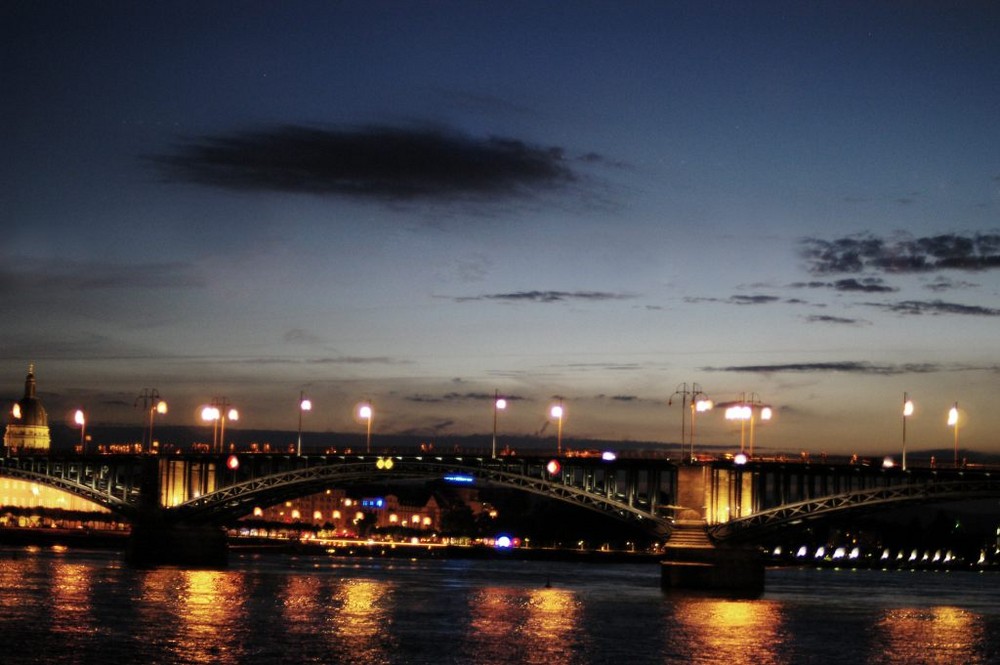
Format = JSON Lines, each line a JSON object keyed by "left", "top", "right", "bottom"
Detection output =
{"left": 902, "top": 393, "right": 914, "bottom": 471}
{"left": 135, "top": 388, "right": 167, "bottom": 454}
{"left": 947, "top": 402, "right": 960, "bottom": 468}
{"left": 692, "top": 395, "right": 713, "bottom": 462}
{"left": 74, "top": 409, "right": 86, "bottom": 454}
{"left": 202, "top": 397, "right": 237, "bottom": 453}
{"left": 550, "top": 401, "right": 564, "bottom": 454}
{"left": 359, "top": 402, "right": 373, "bottom": 453}
{"left": 492, "top": 390, "right": 507, "bottom": 459}
{"left": 723, "top": 394, "right": 772, "bottom": 457}
{"left": 670, "top": 383, "right": 711, "bottom": 461}
{"left": 725, "top": 404, "right": 752, "bottom": 453}
{"left": 297, "top": 391, "right": 312, "bottom": 456}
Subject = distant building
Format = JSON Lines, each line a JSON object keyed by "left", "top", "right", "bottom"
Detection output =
{"left": 246, "top": 488, "right": 445, "bottom": 533}
{"left": 4, "top": 364, "right": 51, "bottom": 454}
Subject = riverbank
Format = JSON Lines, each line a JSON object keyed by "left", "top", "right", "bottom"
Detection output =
{"left": 0, "top": 526, "right": 128, "bottom": 550}
{"left": 232, "top": 537, "right": 663, "bottom": 563}
{"left": 0, "top": 527, "right": 662, "bottom": 564}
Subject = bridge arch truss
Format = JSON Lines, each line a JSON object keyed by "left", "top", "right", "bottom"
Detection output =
{"left": 172, "top": 455, "right": 676, "bottom": 536}
{"left": 709, "top": 476, "right": 1000, "bottom": 543}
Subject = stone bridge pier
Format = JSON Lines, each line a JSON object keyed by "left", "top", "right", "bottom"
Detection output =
{"left": 126, "top": 514, "right": 229, "bottom": 568}
{"left": 124, "top": 457, "right": 229, "bottom": 567}
{"left": 660, "top": 464, "right": 764, "bottom": 595}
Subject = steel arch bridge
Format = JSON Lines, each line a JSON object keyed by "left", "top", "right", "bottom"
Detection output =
{"left": 175, "top": 454, "right": 676, "bottom": 535}
{"left": 3, "top": 453, "right": 999, "bottom": 545}
{"left": 708, "top": 476, "right": 1000, "bottom": 544}
{"left": 0, "top": 453, "right": 678, "bottom": 536}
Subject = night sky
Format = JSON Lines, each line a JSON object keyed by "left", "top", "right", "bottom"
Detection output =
{"left": 4, "top": 2, "right": 999, "bottom": 456}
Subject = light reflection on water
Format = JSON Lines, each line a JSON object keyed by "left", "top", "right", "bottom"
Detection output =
{"left": 874, "top": 606, "right": 986, "bottom": 665}
{"left": 51, "top": 561, "right": 97, "bottom": 639}
{"left": 1, "top": 549, "right": 1000, "bottom": 664}
{"left": 140, "top": 568, "right": 250, "bottom": 664}
{"left": 666, "top": 597, "right": 784, "bottom": 665}
{"left": 467, "top": 586, "right": 582, "bottom": 664}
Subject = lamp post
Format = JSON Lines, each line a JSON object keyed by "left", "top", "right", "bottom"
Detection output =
{"left": 670, "top": 383, "right": 711, "bottom": 461}
{"left": 723, "top": 393, "right": 772, "bottom": 457}
{"left": 947, "top": 402, "right": 960, "bottom": 468}
{"left": 134, "top": 388, "right": 167, "bottom": 454}
{"left": 902, "top": 393, "right": 914, "bottom": 471}
{"left": 691, "top": 393, "right": 713, "bottom": 462}
{"left": 492, "top": 390, "right": 507, "bottom": 459}
{"left": 359, "top": 402, "right": 373, "bottom": 453}
{"left": 550, "top": 401, "right": 564, "bottom": 454}
{"left": 669, "top": 383, "right": 691, "bottom": 457}
{"left": 74, "top": 409, "right": 86, "bottom": 454}
{"left": 202, "top": 397, "right": 237, "bottom": 453}
{"left": 297, "top": 391, "right": 312, "bottom": 456}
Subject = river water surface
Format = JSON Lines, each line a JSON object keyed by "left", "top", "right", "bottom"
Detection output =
{"left": 1, "top": 547, "right": 998, "bottom": 664}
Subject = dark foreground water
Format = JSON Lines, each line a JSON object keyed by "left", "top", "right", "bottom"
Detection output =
{"left": 2, "top": 547, "right": 998, "bottom": 664}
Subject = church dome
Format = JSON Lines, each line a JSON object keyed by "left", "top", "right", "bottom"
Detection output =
{"left": 5, "top": 364, "right": 51, "bottom": 453}
{"left": 12, "top": 366, "right": 48, "bottom": 427}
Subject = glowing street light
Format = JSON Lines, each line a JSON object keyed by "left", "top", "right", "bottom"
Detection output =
{"left": 902, "top": 393, "right": 914, "bottom": 471}
{"left": 359, "top": 402, "right": 373, "bottom": 453}
{"left": 492, "top": 389, "right": 507, "bottom": 459}
{"left": 134, "top": 388, "right": 167, "bottom": 454}
{"left": 202, "top": 397, "right": 238, "bottom": 453}
{"left": 297, "top": 391, "right": 312, "bottom": 456}
{"left": 550, "top": 401, "right": 564, "bottom": 454}
{"left": 692, "top": 395, "right": 713, "bottom": 462}
{"left": 723, "top": 394, "right": 772, "bottom": 456}
{"left": 74, "top": 409, "right": 86, "bottom": 454}
{"left": 947, "top": 402, "right": 960, "bottom": 468}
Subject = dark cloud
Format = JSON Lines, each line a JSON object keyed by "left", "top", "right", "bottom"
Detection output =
{"left": 398, "top": 420, "right": 456, "bottom": 436}
{"left": 865, "top": 300, "right": 1000, "bottom": 316}
{"left": 832, "top": 278, "right": 896, "bottom": 293}
{"left": 406, "top": 392, "right": 525, "bottom": 404}
{"left": 802, "top": 232, "right": 1000, "bottom": 275}
{"left": 789, "top": 278, "right": 897, "bottom": 293}
{"left": 923, "top": 276, "right": 980, "bottom": 292}
{"left": 283, "top": 328, "right": 324, "bottom": 345}
{"left": 804, "top": 315, "right": 868, "bottom": 325}
{"left": 684, "top": 295, "right": 783, "bottom": 306}
{"left": 453, "top": 290, "right": 634, "bottom": 303}
{"left": 593, "top": 394, "right": 640, "bottom": 402}
{"left": 730, "top": 295, "right": 781, "bottom": 305}
{"left": 149, "top": 124, "right": 580, "bottom": 202}
{"left": 703, "top": 361, "right": 946, "bottom": 375}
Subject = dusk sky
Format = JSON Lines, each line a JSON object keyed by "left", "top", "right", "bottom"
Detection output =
{"left": 4, "top": 2, "right": 999, "bottom": 456}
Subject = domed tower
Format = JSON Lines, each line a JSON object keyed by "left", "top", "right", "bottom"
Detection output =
{"left": 4, "top": 364, "right": 51, "bottom": 454}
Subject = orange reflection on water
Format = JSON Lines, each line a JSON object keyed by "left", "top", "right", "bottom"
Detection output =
{"left": 327, "top": 578, "right": 393, "bottom": 658}
{"left": 140, "top": 569, "right": 247, "bottom": 664}
{"left": 468, "top": 586, "right": 581, "bottom": 665}
{"left": 523, "top": 587, "right": 580, "bottom": 664}
{"left": 668, "top": 597, "right": 784, "bottom": 665}
{"left": 873, "top": 606, "right": 985, "bottom": 664}
{"left": 281, "top": 574, "right": 325, "bottom": 626}
{"left": 50, "top": 562, "right": 96, "bottom": 636}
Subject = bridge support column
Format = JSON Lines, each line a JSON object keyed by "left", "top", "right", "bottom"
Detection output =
{"left": 660, "top": 520, "right": 764, "bottom": 596}
{"left": 126, "top": 514, "right": 228, "bottom": 568}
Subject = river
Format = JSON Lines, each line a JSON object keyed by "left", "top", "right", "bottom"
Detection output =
{"left": 1, "top": 546, "right": 998, "bottom": 664}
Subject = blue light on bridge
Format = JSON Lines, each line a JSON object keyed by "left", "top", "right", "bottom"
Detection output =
{"left": 444, "top": 474, "right": 475, "bottom": 484}
{"left": 495, "top": 535, "right": 513, "bottom": 549}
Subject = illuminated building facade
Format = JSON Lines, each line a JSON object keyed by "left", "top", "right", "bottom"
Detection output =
{"left": 248, "top": 488, "right": 443, "bottom": 533}
{"left": 4, "top": 364, "right": 51, "bottom": 454}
